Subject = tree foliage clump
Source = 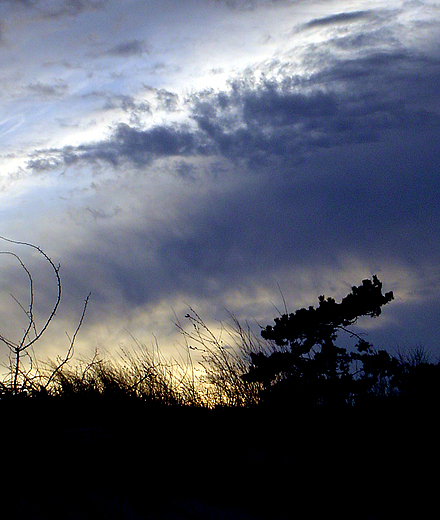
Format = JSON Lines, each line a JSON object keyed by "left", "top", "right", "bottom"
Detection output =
{"left": 243, "top": 276, "right": 398, "bottom": 407}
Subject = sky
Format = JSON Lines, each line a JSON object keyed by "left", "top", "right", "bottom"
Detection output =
{"left": 0, "top": 0, "right": 439, "bottom": 369}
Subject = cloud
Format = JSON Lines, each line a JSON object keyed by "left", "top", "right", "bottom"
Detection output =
{"left": 215, "top": 0, "right": 296, "bottom": 10}
{"left": 104, "top": 94, "right": 150, "bottom": 113}
{"left": 26, "top": 80, "right": 69, "bottom": 98}
{"left": 26, "top": 38, "right": 440, "bottom": 183}
{"left": 187, "top": 51, "right": 440, "bottom": 179}
{"left": 106, "top": 39, "right": 150, "bottom": 57}
{"left": 113, "top": 124, "right": 197, "bottom": 158}
{"left": 43, "top": 0, "right": 108, "bottom": 18}
{"left": 24, "top": 33, "right": 440, "bottom": 178}
{"left": 81, "top": 91, "right": 151, "bottom": 113}
{"left": 0, "top": 0, "right": 37, "bottom": 6}
{"left": 155, "top": 89, "right": 180, "bottom": 112}
{"left": 54, "top": 0, "right": 107, "bottom": 15}
{"left": 27, "top": 122, "right": 202, "bottom": 172}
{"left": 303, "top": 10, "right": 373, "bottom": 29}
{"left": 0, "top": 0, "right": 107, "bottom": 16}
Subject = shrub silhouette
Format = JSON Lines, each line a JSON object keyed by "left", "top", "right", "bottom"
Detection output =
{"left": 243, "top": 275, "right": 396, "bottom": 408}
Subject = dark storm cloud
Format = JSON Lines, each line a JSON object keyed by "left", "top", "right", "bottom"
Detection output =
{"left": 140, "top": 47, "right": 439, "bottom": 307}
{"left": 27, "top": 41, "right": 440, "bottom": 183}
{"left": 112, "top": 124, "right": 198, "bottom": 161}
{"left": 28, "top": 123, "right": 201, "bottom": 172}
{"left": 192, "top": 47, "right": 440, "bottom": 165}
{"left": 191, "top": 86, "right": 342, "bottom": 167}
{"left": 188, "top": 48, "right": 440, "bottom": 269}
{"left": 50, "top": 36, "right": 439, "bottom": 316}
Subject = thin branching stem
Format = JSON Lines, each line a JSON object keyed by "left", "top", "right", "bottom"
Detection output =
{"left": 0, "top": 236, "right": 63, "bottom": 394}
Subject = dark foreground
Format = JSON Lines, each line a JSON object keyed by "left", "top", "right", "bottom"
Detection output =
{"left": 0, "top": 396, "right": 437, "bottom": 519}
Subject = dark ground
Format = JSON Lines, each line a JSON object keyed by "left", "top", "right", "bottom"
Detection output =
{"left": 0, "top": 396, "right": 437, "bottom": 519}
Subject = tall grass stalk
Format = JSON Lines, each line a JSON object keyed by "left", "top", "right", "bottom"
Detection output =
{"left": 42, "top": 341, "right": 206, "bottom": 407}
{"left": 176, "top": 308, "right": 275, "bottom": 407}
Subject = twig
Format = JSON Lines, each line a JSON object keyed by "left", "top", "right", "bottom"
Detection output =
{"left": 43, "top": 292, "right": 91, "bottom": 390}
{"left": 0, "top": 236, "right": 61, "bottom": 394}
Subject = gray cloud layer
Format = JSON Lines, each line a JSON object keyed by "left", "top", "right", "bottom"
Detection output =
{"left": 29, "top": 43, "right": 440, "bottom": 180}
{"left": 30, "top": 46, "right": 439, "bottom": 287}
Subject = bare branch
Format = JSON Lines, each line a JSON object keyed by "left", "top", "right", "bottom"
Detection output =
{"left": 0, "top": 237, "right": 62, "bottom": 352}
{"left": 43, "top": 292, "right": 91, "bottom": 390}
{"left": 0, "top": 236, "right": 62, "bottom": 394}
{"left": 0, "top": 250, "right": 35, "bottom": 351}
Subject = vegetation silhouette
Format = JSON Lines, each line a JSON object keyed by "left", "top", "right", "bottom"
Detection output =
{"left": 0, "top": 245, "right": 438, "bottom": 519}
{"left": 243, "top": 275, "right": 398, "bottom": 409}
{"left": 0, "top": 236, "right": 90, "bottom": 396}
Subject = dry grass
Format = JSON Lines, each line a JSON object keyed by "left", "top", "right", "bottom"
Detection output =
{"left": 0, "top": 309, "right": 278, "bottom": 409}
{"left": 176, "top": 308, "right": 273, "bottom": 407}
{"left": 40, "top": 344, "right": 203, "bottom": 406}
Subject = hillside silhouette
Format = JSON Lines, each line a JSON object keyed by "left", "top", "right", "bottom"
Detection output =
{"left": 1, "top": 265, "right": 439, "bottom": 519}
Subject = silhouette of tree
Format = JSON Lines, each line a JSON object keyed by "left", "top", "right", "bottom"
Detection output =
{"left": 243, "top": 275, "right": 395, "bottom": 407}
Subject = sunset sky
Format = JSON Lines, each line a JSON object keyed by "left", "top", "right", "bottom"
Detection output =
{"left": 1, "top": 0, "right": 439, "bottom": 366}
